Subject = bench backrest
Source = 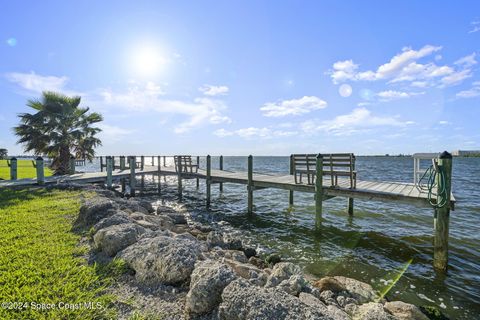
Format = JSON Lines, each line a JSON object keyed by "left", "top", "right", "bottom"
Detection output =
{"left": 292, "top": 153, "right": 355, "bottom": 172}
{"left": 174, "top": 155, "right": 194, "bottom": 170}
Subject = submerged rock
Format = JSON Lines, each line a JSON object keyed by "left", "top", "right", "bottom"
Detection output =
{"left": 218, "top": 279, "right": 329, "bottom": 319}
{"left": 185, "top": 260, "right": 237, "bottom": 317}
{"left": 384, "top": 301, "right": 429, "bottom": 320}
{"left": 118, "top": 235, "right": 202, "bottom": 285}
{"left": 93, "top": 223, "right": 147, "bottom": 256}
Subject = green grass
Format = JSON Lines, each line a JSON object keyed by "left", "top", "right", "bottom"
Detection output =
{"left": 0, "top": 160, "right": 53, "bottom": 180}
{"left": 0, "top": 188, "right": 121, "bottom": 319}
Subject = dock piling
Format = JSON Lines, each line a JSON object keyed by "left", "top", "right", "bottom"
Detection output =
{"left": 69, "top": 155, "right": 75, "bottom": 174}
{"left": 247, "top": 155, "right": 253, "bottom": 214}
{"left": 206, "top": 155, "right": 211, "bottom": 208}
{"left": 289, "top": 155, "right": 294, "bottom": 205}
{"left": 196, "top": 156, "right": 200, "bottom": 188}
{"left": 106, "top": 156, "right": 113, "bottom": 189}
{"left": 157, "top": 156, "right": 161, "bottom": 194}
{"left": 36, "top": 157, "right": 45, "bottom": 185}
{"left": 141, "top": 156, "right": 145, "bottom": 171}
{"left": 315, "top": 154, "right": 324, "bottom": 229}
{"left": 433, "top": 151, "right": 452, "bottom": 272}
{"left": 100, "top": 156, "right": 104, "bottom": 172}
{"left": 347, "top": 198, "right": 354, "bottom": 216}
{"left": 219, "top": 155, "right": 224, "bottom": 192}
{"left": 178, "top": 159, "right": 183, "bottom": 198}
{"left": 120, "top": 156, "right": 126, "bottom": 170}
{"left": 151, "top": 156, "right": 155, "bottom": 166}
{"left": 128, "top": 156, "right": 136, "bottom": 196}
{"left": 10, "top": 157, "right": 17, "bottom": 180}
{"left": 163, "top": 156, "right": 166, "bottom": 167}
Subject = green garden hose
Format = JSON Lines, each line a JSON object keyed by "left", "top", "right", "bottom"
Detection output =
{"left": 417, "top": 160, "right": 448, "bottom": 208}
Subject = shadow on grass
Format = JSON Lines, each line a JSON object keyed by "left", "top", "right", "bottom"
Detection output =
{"left": 0, "top": 187, "right": 52, "bottom": 209}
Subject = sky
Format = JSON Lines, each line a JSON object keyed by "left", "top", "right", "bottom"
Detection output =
{"left": 0, "top": 0, "right": 479, "bottom": 156}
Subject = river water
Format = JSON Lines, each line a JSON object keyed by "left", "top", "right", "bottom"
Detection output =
{"left": 84, "top": 156, "right": 480, "bottom": 319}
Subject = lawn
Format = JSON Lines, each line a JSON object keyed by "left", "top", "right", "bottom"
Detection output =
{"left": 0, "top": 160, "right": 53, "bottom": 180}
{"left": 0, "top": 188, "right": 120, "bottom": 319}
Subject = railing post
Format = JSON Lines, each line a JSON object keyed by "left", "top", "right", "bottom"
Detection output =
{"left": 100, "top": 156, "right": 104, "bottom": 172}
{"left": 289, "top": 154, "right": 294, "bottom": 205}
{"left": 129, "top": 156, "right": 136, "bottom": 196}
{"left": 152, "top": 156, "right": 155, "bottom": 166}
{"left": 219, "top": 155, "right": 224, "bottom": 192}
{"left": 196, "top": 156, "right": 200, "bottom": 188}
{"left": 206, "top": 155, "right": 211, "bottom": 208}
{"left": 247, "top": 155, "right": 253, "bottom": 214}
{"left": 163, "top": 155, "right": 166, "bottom": 167}
{"left": 69, "top": 155, "right": 75, "bottom": 174}
{"left": 36, "top": 156, "right": 45, "bottom": 185}
{"left": 315, "top": 154, "right": 324, "bottom": 229}
{"left": 10, "top": 157, "right": 17, "bottom": 180}
{"left": 141, "top": 155, "right": 145, "bottom": 170}
{"left": 106, "top": 156, "right": 113, "bottom": 189}
{"left": 120, "top": 156, "right": 126, "bottom": 170}
{"left": 112, "top": 156, "right": 115, "bottom": 169}
{"left": 433, "top": 151, "right": 453, "bottom": 272}
{"left": 177, "top": 158, "right": 183, "bottom": 199}
{"left": 157, "top": 156, "right": 161, "bottom": 194}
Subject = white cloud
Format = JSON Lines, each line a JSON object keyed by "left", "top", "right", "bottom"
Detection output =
{"left": 98, "top": 124, "right": 135, "bottom": 142}
{"left": 455, "top": 53, "right": 477, "bottom": 67}
{"left": 328, "top": 45, "right": 471, "bottom": 88}
{"left": 260, "top": 96, "right": 327, "bottom": 117}
{"left": 376, "top": 90, "right": 425, "bottom": 101}
{"left": 301, "top": 108, "right": 412, "bottom": 136}
{"left": 469, "top": 20, "right": 480, "bottom": 33}
{"left": 5, "top": 71, "right": 74, "bottom": 94}
{"left": 199, "top": 84, "right": 229, "bottom": 96}
{"left": 438, "top": 121, "right": 450, "bottom": 125}
{"left": 456, "top": 81, "right": 480, "bottom": 98}
{"left": 214, "top": 127, "right": 298, "bottom": 139}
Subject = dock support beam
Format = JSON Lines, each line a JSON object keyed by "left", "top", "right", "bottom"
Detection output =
{"left": 36, "top": 157, "right": 45, "bottom": 185}
{"left": 247, "top": 155, "right": 253, "bottom": 215}
{"left": 129, "top": 156, "right": 136, "bottom": 196}
{"left": 196, "top": 156, "right": 200, "bottom": 188}
{"left": 289, "top": 155, "right": 294, "bottom": 205}
{"left": 10, "top": 157, "right": 17, "bottom": 180}
{"left": 433, "top": 151, "right": 452, "bottom": 272}
{"left": 106, "top": 156, "right": 113, "bottom": 189}
{"left": 315, "top": 154, "right": 323, "bottom": 229}
{"left": 69, "top": 155, "right": 75, "bottom": 174}
{"left": 206, "top": 155, "right": 211, "bottom": 208}
{"left": 219, "top": 155, "right": 224, "bottom": 192}
{"left": 347, "top": 198, "right": 354, "bottom": 216}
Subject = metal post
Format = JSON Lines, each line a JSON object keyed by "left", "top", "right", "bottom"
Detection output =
{"left": 10, "top": 157, "right": 17, "bottom": 180}
{"left": 247, "top": 155, "right": 253, "bottom": 214}
{"left": 36, "top": 157, "right": 45, "bottom": 185}
{"left": 206, "top": 155, "right": 211, "bottom": 208}
{"left": 219, "top": 155, "right": 224, "bottom": 192}
{"left": 433, "top": 151, "right": 453, "bottom": 271}
{"left": 315, "top": 154, "right": 324, "bottom": 229}
{"left": 106, "top": 156, "right": 113, "bottom": 189}
{"left": 129, "top": 156, "right": 136, "bottom": 196}
{"left": 196, "top": 156, "right": 200, "bottom": 188}
{"left": 289, "top": 154, "right": 294, "bottom": 205}
{"left": 69, "top": 155, "right": 75, "bottom": 174}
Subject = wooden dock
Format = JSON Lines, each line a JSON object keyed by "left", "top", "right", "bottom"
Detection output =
{"left": 0, "top": 153, "right": 456, "bottom": 271}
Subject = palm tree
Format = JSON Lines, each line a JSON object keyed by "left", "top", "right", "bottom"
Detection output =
{"left": 0, "top": 148, "right": 7, "bottom": 159}
{"left": 13, "top": 91, "right": 103, "bottom": 174}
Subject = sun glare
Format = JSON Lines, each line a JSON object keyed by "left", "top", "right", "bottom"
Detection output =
{"left": 130, "top": 44, "right": 167, "bottom": 78}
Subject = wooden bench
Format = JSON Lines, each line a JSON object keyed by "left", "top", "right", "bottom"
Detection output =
{"left": 292, "top": 153, "right": 357, "bottom": 188}
{"left": 174, "top": 155, "right": 199, "bottom": 173}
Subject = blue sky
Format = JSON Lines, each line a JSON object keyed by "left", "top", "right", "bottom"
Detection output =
{"left": 0, "top": 1, "right": 479, "bottom": 156}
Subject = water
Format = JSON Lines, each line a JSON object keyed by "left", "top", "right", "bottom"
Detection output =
{"left": 83, "top": 156, "right": 480, "bottom": 319}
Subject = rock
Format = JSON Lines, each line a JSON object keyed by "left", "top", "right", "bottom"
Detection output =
{"left": 218, "top": 279, "right": 328, "bottom": 319}
{"left": 327, "top": 306, "right": 350, "bottom": 320}
{"left": 93, "top": 223, "right": 147, "bottom": 256}
{"left": 118, "top": 235, "right": 202, "bottom": 285}
{"left": 336, "top": 295, "right": 346, "bottom": 307}
{"left": 223, "top": 233, "right": 243, "bottom": 250}
{"left": 134, "top": 219, "right": 160, "bottom": 230}
{"left": 115, "top": 198, "right": 149, "bottom": 214}
{"left": 156, "top": 205, "right": 179, "bottom": 215}
{"left": 354, "top": 302, "right": 395, "bottom": 320}
{"left": 209, "top": 248, "right": 248, "bottom": 263}
{"left": 185, "top": 260, "right": 237, "bottom": 316}
{"left": 265, "top": 253, "right": 282, "bottom": 266}
{"left": 224, "top": 259, "right": 267, "bottom": 285}
{"left": 344, "top": 303, "right": 358, "bottom": 316}
{"left": 136, "top": 199, "right": 155, "bottom": 213}
{"left": 345, "top": 297, "right": 358, "bottom": 305}
{"left": 384, "top": 301, "right": 429, "bottom": 320}
{"left": 319, "top": 290, "right": 335, "bottom": 302}
{"left": 207, "top": 231, "right": 224, "bottom": 248}
{"left": 314, "top": 276, "right": 379, "bottom": 304}
{"left": 298, "top": 293, "right": 350, "bottom": 320}
{"left": 78, "top": 197, "right": 116, "bottom": 226}
{"left": 93, "top": 211, "right": 132, "bottom": 231}
{"left": 243, "top": 247, "right": 257, "bottom": 259}
{"left": 167, "top": 213, "right": 188, "bottom": 225}
{"left": 277, "top": 274, "right": 309, "bottom": 296}
{"left": 249, "top": 256, "right": 268, "bottom": 269}
{"left": 265, "top": 262, "right": 302, "bottom": 287}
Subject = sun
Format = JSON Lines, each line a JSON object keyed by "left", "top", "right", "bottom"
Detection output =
{"left": 130, "top": 44, "right": 167, "bottom": 78}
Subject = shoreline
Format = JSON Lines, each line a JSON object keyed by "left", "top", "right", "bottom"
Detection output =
{"left": 74, "top": 183, "right": 441, "bottom": 319}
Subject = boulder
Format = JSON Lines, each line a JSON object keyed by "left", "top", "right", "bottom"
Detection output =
{"left": 243, "top": 247, "right": 257, "bottom": 259}
{"left": 185, "top": 260, "right": 237, "bottom": 316}
{"left": 313, "top": 277, "right": 345, "bottom": 293}
{"left": 249, "top": 256, "right": 268, "bottom": 269}
{"left": 219, "top": 279, "right": 329, "bottom": 320}
{"left": 265, "top": 262, "right": 302, "bottom": 287}
{"left": 314, "top": 276, "right": 379, "bottom": 304}
{"left": 93, "top": 223, "right": 147, "bottom": 256}
{"left": 384, "top": 301, "right": 429, "bottom": 320}
{"left": 224, "top": 259, "right": 267, "bottom": 286}
{"left": 354, "top": 302, "right": 394, "bottom": 320}
{"left": 167, "top": 213, "right": 188, "bottom": 225}
{"left": 118, "top": 235, "right": 202, "bottom": 285}
{"left": 115, "top": 198, "right": 149, "bottom": 214}
{"left": 277, "top": 274, "right": 309, "bottom": 296}
{"left": 206, "top": 231, "right": 243, "bottom": 250}
{"left": 78, "top": 197, "right": 116, "bottom": 226}
{"left": 265, "top": 253, "right": 282, "bottom": 266}
{"left": 93, "top": 212, "right": 132, "bottom": 231}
